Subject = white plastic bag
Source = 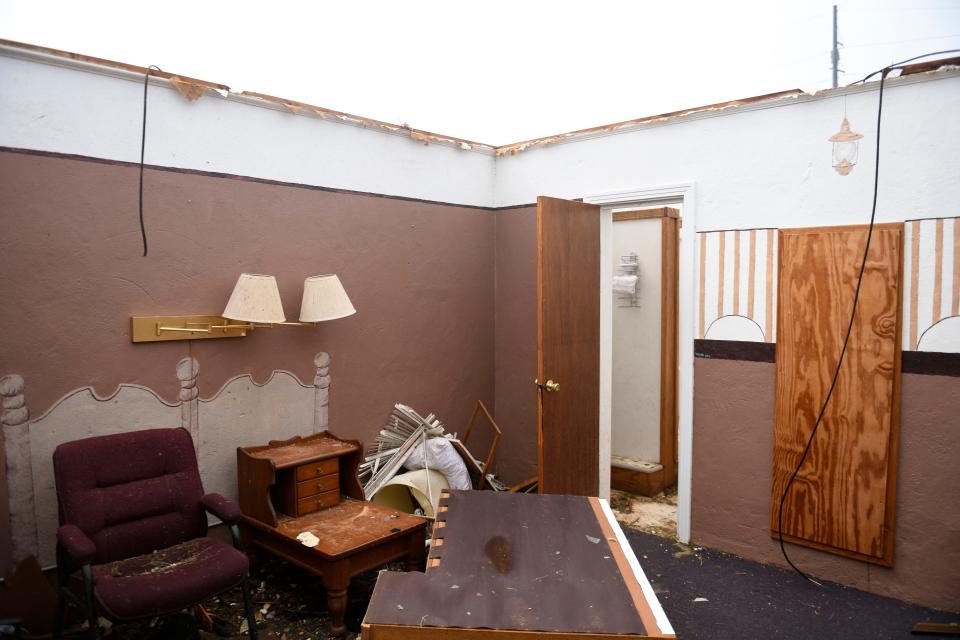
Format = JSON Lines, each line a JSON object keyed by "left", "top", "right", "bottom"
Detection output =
{"left": 404, "top": 437, "right": 472, "bottom": 490}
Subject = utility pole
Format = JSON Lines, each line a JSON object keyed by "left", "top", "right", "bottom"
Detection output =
{"left": 832, "top": 4, "right": 840, "bottom": 88}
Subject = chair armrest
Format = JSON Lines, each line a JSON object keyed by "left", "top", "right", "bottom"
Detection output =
{"left": 57, "top": 525, "right": 95, "bottom": 566}
{"left": 202, "top": 493, "right": 242, "bottom": 524}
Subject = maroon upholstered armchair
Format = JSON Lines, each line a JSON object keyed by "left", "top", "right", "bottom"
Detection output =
{"left": 51, "top": 427, "right": 257, "bottom": 639}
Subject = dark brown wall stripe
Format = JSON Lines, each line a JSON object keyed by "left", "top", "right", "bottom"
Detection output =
{"left": 694, "top": 339, "right": 776, "bottom": 363}
{"left": 695, "top": 339, "right": 959, "bottom": 376}
{"left": 0, "top": 146, "right": 535, "bottom": 212}
{"left": 902, "top": 350, "right": 960, "bottom": 377}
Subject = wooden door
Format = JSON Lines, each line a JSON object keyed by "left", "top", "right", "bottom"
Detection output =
{"left": 771, "top": 223, "right": 903, "bottom": 566}
{"left": 537, "top": 196, "right": 601, "bottom": 496}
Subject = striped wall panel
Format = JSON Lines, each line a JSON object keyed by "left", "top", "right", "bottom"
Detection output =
{"left": 697, "top": 229, "right": 778, "bottom": 342}
{"left": 696, "top": 218, "right": 959, "bottom": 353}
{"left": 903, "top": 216, "right": 960, "bottom": 353}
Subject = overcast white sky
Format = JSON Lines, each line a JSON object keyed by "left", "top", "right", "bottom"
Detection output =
{"left": 2, "top": 0, "right": 958, "bottom": 145}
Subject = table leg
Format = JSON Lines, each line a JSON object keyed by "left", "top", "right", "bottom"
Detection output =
{"left": 406, "top": 528, "right": 426, "bottom": 572}
{"left": 323, "top": 567, "right": 350, "bottom": 638}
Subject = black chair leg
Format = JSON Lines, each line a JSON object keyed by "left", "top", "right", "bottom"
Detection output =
{"left": 240, "top": 577, "right": 258, "bottom": 639}
{"left": 81, "top": 565, "right": 98, "bottom": 639}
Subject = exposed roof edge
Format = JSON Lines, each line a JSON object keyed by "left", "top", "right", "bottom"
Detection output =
{"left": 494, "top": 64, "right": 960, "bottom": 156}
{"left": 2, "top": 38, "right": 957, "bottom": 158}
{"left": 0, "top": 38, "right": 496, "bottom": 155}
{"left": 0, "top": 38, "right": 229, "bottom": 90}
{"left": 493, "top": 89, "right": 806, "bottom": 156}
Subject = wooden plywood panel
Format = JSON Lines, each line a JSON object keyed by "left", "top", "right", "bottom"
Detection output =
{"left": 771, "top": 223, "right": 903, "bottom": 566}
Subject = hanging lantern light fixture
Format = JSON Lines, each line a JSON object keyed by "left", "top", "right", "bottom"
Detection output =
{"left": 829, "top": 117, "right": 863, "bottom": 176}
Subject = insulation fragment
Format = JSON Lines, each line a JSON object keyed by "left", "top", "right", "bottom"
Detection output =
{"left": 169, "top": 76, "right": 206, "bottom": 102}
{"left": 410, "top": 131, "right": 432, "bottom": 145}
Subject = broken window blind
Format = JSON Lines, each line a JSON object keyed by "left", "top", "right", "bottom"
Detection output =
{"left": 771, "top": 223, "right": 903, "bottom": 566}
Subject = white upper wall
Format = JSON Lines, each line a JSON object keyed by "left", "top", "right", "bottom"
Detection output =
{"left": 0, "top": 45, "right": 496, "bottom": 207}
{"left": 493, "top": 71, "right": 960, "bottom": 229}
{"left": 4, "top": 43, "right": 957, "bottom": 220}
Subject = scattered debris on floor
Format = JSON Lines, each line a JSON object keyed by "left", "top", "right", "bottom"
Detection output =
{"left": 609, "top": 487, "right": 678, "bottom": 539}
{"left": 45, "top": 525, "right": 959, "bottom": 639}
{"left": 624, "top": 529, "right": 960, "bottom": 640}
{"left": 55, "top": 556, "right": 398, "bottom": 640}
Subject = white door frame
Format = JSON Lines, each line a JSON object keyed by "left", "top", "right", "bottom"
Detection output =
{"left": 585, "top": 182, "right": 696, "bottom": 543}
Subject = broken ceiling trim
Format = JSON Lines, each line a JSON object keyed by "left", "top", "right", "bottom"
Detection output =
{"left": 896, "top": 55, "right": 960, "bottom": 78}
{"left": 0, "top": 38, "right": 228, "bottom": 94}
{"left": 492, "top": 68, "right": 960, "bottom": 155}
{"left": 493, "top": 90, "right": 805, "bottom": 156}
{"left": 2, "top": 38, "right": 958, "bottom": 158}
{"left": 0, "top": 39, "right": 495, "bottom": 156}
{"left": 238, "top": 90, "right": 493, "bottom": 152}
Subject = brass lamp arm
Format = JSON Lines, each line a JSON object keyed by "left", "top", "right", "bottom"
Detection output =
{"left": 156, "top": 325, "right": 212, "bottom": 334}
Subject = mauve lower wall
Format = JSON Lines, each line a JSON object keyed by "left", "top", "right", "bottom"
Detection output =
{"left": 0, "top": 149, "right": 495, "bottom": 571}
{"left": 691, "top": 356, "right": 960, "bottom": 613}
{"left": 493, "top": 207, "right": 538, "bottom": 485}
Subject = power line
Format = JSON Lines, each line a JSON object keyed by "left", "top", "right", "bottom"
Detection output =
{"left": 843, "top": 33, "right": 960, "bottom": 49}
{"left": 843, "top": 6, "right": 960, "bottom": 13}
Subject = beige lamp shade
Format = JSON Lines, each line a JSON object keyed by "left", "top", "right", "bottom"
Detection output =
{"left": 222, "top": 274, "right": 286, "bottom": 323}
{"left": 299, "top": 274, "right": 356, "bottom": 322}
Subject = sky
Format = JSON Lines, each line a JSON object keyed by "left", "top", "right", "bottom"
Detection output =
{"left": 1, "top": 0, "right": 958, "bottom": 145}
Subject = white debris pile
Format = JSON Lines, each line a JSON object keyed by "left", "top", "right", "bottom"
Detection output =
{"left": 360, "top": 404, "right": 471, "bottom": 500}
{"left": 405, "top": 437, "right": 472, "bottom": 490}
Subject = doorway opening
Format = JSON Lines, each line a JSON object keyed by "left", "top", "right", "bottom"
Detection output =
{"left": 607, "top": 206, "right": 680, "bottom": 539}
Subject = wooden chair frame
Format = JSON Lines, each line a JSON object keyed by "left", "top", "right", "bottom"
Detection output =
{"left": 461, "top": 400, "right": 502, "bottom": 490}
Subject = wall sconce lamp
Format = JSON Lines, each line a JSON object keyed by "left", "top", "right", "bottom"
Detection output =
{"left": 131, "top": 273, "right": 356, "bottom": 343}
{"left": 829, "top": 117, "right": 863, "bottom": 176}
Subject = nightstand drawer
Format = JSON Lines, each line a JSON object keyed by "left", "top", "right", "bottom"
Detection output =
{"left": 297, "top": 489, "right": 340, "bottom": 515}
{"left": 296, "top": 473, "right": 339, "bottom": 499}
{"left": 296, "top": 458, "right": 339, "bottom": 481}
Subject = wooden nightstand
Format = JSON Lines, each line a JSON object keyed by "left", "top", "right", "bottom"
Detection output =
{"left": 237, "top": 432, "right": 427, "bottom": 638}
{"left": 238, "top": 431, "right": 357, "bottom": 524}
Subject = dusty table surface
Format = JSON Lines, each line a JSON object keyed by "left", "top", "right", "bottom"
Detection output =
{"left": 363, "top": 490, "right": 673, "bottom": 636}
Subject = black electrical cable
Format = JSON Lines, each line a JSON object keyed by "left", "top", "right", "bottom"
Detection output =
{"left": 777, "top": 50, "right": 960, "bottom": 585}
{"left": 139, "top": 65, "right": 161, "bottom": 257}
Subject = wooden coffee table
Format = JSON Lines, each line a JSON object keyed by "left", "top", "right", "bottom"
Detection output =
{"left": 238, "top": 433, "right": 428, "bottom": 637}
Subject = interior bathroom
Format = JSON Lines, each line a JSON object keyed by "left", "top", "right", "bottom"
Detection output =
{"left": 609, "top": 207, "right": 680, "bottom": 538}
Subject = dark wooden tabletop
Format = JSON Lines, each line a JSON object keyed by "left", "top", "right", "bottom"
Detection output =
{"left": 363, "top": 491, "right": 674, "bottom": 637}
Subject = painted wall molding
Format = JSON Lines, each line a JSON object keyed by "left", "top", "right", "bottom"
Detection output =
{"left": 698, "top": 228, "right": 778, "bottom": 343}
{"left": 695, "top": 217, "right": 960, "bottom": 354}
{"left": 904, "top": 216, "right": 960, "bottom": 353}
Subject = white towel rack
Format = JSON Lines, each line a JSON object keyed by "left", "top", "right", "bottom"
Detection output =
{"left": 616, "top": 253, "right": 640, "bottom": 308}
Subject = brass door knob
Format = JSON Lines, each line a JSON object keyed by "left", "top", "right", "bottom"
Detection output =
{"left": 543, "top": 379, "right": 560, "bottom": 393}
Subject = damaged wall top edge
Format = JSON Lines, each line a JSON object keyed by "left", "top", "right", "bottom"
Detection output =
{"left": 0, "top": 39, "right": 497, "bottom": 156}
{"left": 493, "top": 66, "right": 960, "bottom": 156}
{"left": 3, "top": 38, "right": 958, "bottom": 159}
